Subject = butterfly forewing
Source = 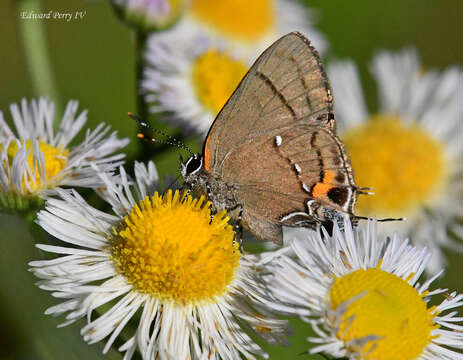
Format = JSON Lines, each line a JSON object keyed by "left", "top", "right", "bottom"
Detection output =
{"left": 204, "top": 32, "right": 335, "bottom": 174}
{"left": 194, "top": 32, "right": 361, "bottom": 244}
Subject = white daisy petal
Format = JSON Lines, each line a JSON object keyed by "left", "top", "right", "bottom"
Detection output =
{"left": 265, "top": 219, "right": 463, "bottom": 360}
{"left": 331, "top": 50, "right": 463, "bottom": 272}
{"left": 142, "top": 31, "right": 238, "bottom": 135}
{"left": 142, "top": 1, "right": 327, "bottom": 136}
{"left": 0, "top": 111, "right": 14, "bottom": 140}
{"left": 10, "top": 100, "right": 28, "bottom": 139}
{"left": 0, "top": 98, "right": 129, "bottom": 207}
{"left": 111, "top": 0, "right": 187, "bottom": 31}
{"left": 134, "top": 160, "right": 160, "bottom": 199}
{"left": 30, "top": 161, "right": 290, "bottom": 359}
{"left": 372, "top": 48, "right": 421, "bottom": 115}
{"left": 176, "top": 0, "right": 326, "bottom": 61}
{"left": 328, "top": 60, "right": 368, "bottom": 129}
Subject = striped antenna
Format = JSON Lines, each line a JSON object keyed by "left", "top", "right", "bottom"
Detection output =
{"left": 128, "top": 112, "right": 194, "bottom": 155}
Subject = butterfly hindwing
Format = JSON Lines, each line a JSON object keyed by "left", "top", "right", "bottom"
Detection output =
{"left": 276, "top": 124, "right": 357, "bottom": 214}
{"left": 219, "top": 122, "right": 357, "bottom": 243}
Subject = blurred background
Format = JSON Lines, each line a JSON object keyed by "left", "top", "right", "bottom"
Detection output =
{"left": 1, "top": 0, "right": 462, "bottom": 358}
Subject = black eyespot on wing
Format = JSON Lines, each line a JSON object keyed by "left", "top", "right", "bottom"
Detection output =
{"left": 327, "top": 187, "right": 349, "bottom": 206}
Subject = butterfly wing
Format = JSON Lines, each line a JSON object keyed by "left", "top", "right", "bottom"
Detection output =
{"left": 221, "top": 123, "right": 357, "bottom": 243}
{"left": 203, "top": 32, "right": 335, "bottom": 175}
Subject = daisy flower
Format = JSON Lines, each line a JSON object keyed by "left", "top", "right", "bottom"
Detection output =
{"left": 264, "top": 219, "right": 463, "bottom": 360}
{"left": 328, "top": 50, "right": 463, "bottom": 273}
{"left": 29, "top": 161, "right": 290, "bottom": 359}
{"left": 0, "top": 98, "right": 129, "bottom": 212}
{"left": 174, "top": 0, "right": 326, "bottom": 60}
{"left": 111, "top": 0, "right": 187, "bottom": 31}
{"left": 142, "top": 31, "right": 249, "bottom": 134}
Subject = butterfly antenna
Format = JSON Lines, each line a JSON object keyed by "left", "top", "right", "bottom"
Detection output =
{"left": 354, "top": 215, "right": 406, "bottom": 222}
{"left": 356, "top": 186, "right": 375, "bottom": 196}
{"left": 128, "top": 112, "right": 194, "bottom": 155}
{"left": 354, "top": 186, "right": 404, "bottom": 222}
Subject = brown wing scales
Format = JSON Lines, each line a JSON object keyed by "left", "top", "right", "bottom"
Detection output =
{"left": 221, "top": 124, "right": 358, "bottom": 242}
{"left": 204, "top": 32, "right": 335, "bottom": 175}
{"left": 201, "top": 32, "right": 360, "bottom": 243}
{"left": 277, "top": 124, "right": 357, "bottom": 214}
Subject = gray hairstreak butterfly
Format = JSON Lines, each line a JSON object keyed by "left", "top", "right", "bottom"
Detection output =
{"left": 133, "top": 32, "right": 376, "bottom": 244}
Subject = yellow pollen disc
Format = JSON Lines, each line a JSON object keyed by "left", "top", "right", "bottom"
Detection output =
{"left": 329, "top": 267, "right": 438, "bottom": 360}
{"left": 1, "top": 139, "right": 68, "bottom": 193}
{"left": 111, "top": 190, "right": 240, "bottom": 305}
{"left": 190, "top": 0, "right": 275, "bottom": 41}
{"left": 167, "top": 0, "right": 185, "bottom": 18}
{"left": 191, "top": 49, "right": 248, "bottom": 115}
{"left": 342, "top": 116, "right": 447, "bottom": 217}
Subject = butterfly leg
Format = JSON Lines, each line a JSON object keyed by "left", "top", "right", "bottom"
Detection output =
{"left": 307, "top": 201, "right": 349, "bottom": 235}
{"left": 235, "top": 207, "right": 244, "bottom": 252}
{"left": 205, "top": 182, "right": 211, "bottom": 198}
{"left": 225, "top": 204, "right": 244, "bottom": 251}
{"left": 205, "top": 182, "right": 216, "bottom": 223}
{"left": 321, "top": 208, "right": 348, "bottom": 233}
{"left": 181, "top": 175, "right": 197, "bottom": 197}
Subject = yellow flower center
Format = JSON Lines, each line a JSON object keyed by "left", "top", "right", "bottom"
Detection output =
{"left": 191, "top": 49, "right": 248, "bottom": 114}
{"left": 2, "top": 139, "right": 68, "bottom": 193}
{"left": 342, "top": 116, "right": 447, "bottom": 217}
{"left": 329, "top": 266, "right": 438, "bottom": 360}
{"left": 190, "top": 0, "right": 275, "bottom": 41}
{"left": 166, "top": 0, "right": 185, "bottom": 18}
{"left": 111, "top": 190, "right": 240, "bottom": 305}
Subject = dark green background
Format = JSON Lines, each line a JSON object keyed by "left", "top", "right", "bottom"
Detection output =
{"left": 0, "top": 0, "right": 462, "bottom": 358}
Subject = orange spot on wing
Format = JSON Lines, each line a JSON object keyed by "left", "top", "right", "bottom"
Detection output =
{"left": 137, "top": 133, "right": 145, "bottom": 139}
{"left": 323, "top": 170, "right": 335, "bottom": 183}
{"left": 312, "top": 170, "right": 336, "bottom": 198}
{"left": 312, "top": 183, "right": 334, "bottom": 198}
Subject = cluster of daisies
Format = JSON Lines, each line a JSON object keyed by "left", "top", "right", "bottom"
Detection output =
{"left": 2, "top": 0, "right": 463, "bottom": 359}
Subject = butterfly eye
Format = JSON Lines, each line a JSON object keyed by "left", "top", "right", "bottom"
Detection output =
{"left": 186, "top": 155, "right": 202, "bottom": 175}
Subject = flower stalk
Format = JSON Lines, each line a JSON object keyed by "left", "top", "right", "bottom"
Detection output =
{"left": 17, "top": 0, "right": 62, "bottom": 114}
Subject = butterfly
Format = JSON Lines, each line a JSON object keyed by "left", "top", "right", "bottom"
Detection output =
{"left": 135, "top": 32, "right": 371, "bottom": 244}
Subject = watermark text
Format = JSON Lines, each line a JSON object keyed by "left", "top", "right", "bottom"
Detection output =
{"left": 20, "top": 10, "right": 87, "bottom": 21}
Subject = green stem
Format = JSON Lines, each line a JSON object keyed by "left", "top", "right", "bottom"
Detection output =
{"left": 21, "top": 204, "right": 51, "bottom": 246}
{"left": 135, "top": 30, "right": 149, "bottom": 123}
{"left": 17, "top": 0, "right": 62, "bottom": 113}
{"left": 134, "top": 30, "right": 153, "bottom": 160}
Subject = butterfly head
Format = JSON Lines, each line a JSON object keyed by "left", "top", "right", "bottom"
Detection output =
{"left": 180, "top": 153, "right": 203, "bottom": 179}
